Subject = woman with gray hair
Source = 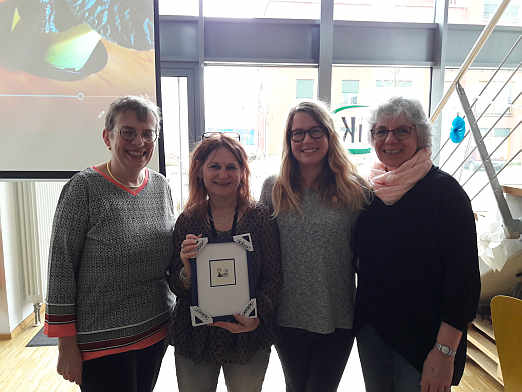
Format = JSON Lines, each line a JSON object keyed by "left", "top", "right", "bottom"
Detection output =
{"left": 353, "top": 97, "right": 480, "bottom": 392}
{"left": 45, "top": 96, "right": 175, "bottom": 391}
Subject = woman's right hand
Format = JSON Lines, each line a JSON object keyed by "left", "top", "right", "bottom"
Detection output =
{"left": 180, "top": 234, "right": 202, "bottom": 278}
{"left": 57, "top": 336, "right": 82, "bottom": 385}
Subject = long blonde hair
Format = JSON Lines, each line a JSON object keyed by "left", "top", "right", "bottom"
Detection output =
{"left": 272, "top": 101, "right": 369, "bottom": 216}
{"left": 185, "top": 134, "right": 254, "bottom": 214}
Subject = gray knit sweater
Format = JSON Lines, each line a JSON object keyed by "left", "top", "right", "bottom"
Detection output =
{"left": 45, "top": 168, "right": 175, "bottom": 355}
{"left": 260, "top": 176, "right": 358, "bottom": 334}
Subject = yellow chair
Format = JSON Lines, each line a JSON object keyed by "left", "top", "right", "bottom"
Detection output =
{"left": 491, "top": 295, "right": 522, "bottom": 392}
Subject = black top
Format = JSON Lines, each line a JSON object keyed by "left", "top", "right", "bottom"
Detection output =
{"left": 353, "top": 166, "right": 481, "bottom": 385}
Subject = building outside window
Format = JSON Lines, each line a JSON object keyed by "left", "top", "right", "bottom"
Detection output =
{"left": 342, "top": 80, "right": 359, "bottom": 105}
{"left": 296, "top": 79, "right": 315, "bottom": 99}
{"left": 449, "top": 0, "right": 522, "bottom": 26}
{"left": 204, "top": 66, "right": 318, "bottom": 198}
{"left": 483, "top": 0, "right": 520, "bottom": 24}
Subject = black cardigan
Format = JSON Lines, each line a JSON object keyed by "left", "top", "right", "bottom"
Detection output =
{"left": 353, "top": 166, "right": 481, "bottom": 385}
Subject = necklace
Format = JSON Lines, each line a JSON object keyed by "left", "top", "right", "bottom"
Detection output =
{"left": 106, "top": 161, "right": 145, "bottom": 188}
{"left": 207, "top": 201, "right": 239, "bottom": 239}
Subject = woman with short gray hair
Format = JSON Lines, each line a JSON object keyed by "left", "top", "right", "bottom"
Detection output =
{"left": 45, "top": 96, "right": 174, "bottom": 391}
{"left": 353, "top": 97, "right": 480, "bottom": 392}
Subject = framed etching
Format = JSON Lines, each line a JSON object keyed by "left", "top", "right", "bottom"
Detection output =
{"left": 189, "top": 233, "right": 257, "bottom": 327}
{"left": 209, "top": 258, "right": 236, "bottom": 287}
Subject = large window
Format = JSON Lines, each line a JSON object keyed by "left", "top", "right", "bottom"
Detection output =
{"left": 331, "top": 66, "right": 431, "bottom": 176}
{"left": 448, "top": 0, "right": 522, "bottom": 26}
{"left": 203, "top": 0, "right": 320, "bottom": 19}
{"left": 334, "top": 0, "right": 434, "bottom": 23}
{"left": 159, "top": 0, "right": 198, "bottom": 16}
{"left": 204, "top": 65, "right": 318, "bottom": 197}
{"left": 437, "top": 68, "right": 522, "bottom": 212}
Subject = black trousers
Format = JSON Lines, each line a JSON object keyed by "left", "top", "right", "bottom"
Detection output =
{"left": 276, "top": 327, "right": 354, "bottom": 392}
{"left": 81, "top": 339, "right": 167, "bottom": 392}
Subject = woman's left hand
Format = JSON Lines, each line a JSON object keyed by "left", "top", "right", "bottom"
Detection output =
{"left": 212, "top": 314, "right": 260, "bottom": 333}
{"left": 420, "top": 348, "right": 454, "bottom": 392}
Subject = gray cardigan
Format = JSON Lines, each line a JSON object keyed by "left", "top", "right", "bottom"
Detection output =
{"left": 260, "top": 176, "right": 358, "bottom": 334}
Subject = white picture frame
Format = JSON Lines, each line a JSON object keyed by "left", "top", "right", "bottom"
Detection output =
{"left": 189, "top": 233, "right": 257, "bottom": 327}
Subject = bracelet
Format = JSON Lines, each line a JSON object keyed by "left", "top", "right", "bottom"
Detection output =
{"left": 435, "top": 342, "right": 456, "bottom": 357}
{"left": 179, "top": 268, "right": 190, "bottom": 282}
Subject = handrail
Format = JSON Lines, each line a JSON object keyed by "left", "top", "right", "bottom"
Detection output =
{"left": 431, "top": 33, "right": 520, "bottom": 162}
{"left": 461, "top": 121, "right": 521, "bottom": 188}
{"left": 451, "top": 103, "right": 517, "bottom": 177}
{"left": 456, "top": 81, "right": 521, "bottom": 238}
{"left": 438, "top": 67, "right": 521, "bottom": 170}
{"left": 470, "top": 149, "right": 521, "bottom": 202}
{"left": 466, "top": 35, "right": 522, "bottom": 119}
{"left": 429, "top": 0, "right": 512, "bottom": 124}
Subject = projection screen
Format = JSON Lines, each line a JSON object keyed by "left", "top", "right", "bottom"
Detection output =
{"left": 0, "top": 0, "right": 162, "bottom": 178}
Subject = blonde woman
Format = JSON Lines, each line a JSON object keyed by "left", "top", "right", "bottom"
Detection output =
{"left": 260, "top": 101, "right": 369, "bottom": 392}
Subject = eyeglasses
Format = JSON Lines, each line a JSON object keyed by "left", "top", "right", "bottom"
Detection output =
{"left": 371, "top": 126, "right": 414, "bottom": 141}
{"left": 290, "top": 127, "right": 326, "bottom": 143}
{"left": 119, "top": 127, "right": 158, "bottom": 143}
{"left": 202, "top": 131, "right": 241, "bottom": 141}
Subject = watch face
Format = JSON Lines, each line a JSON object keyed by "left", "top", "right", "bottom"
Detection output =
{"left": 441, "top": 346, "right": 450, "bottom": 354}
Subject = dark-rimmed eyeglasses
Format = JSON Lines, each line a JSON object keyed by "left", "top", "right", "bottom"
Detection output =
{"left": 202, "top": 131, "right": 241, "bottom": 141}
{"left": 119, "top": 127, "right": 158, "bottom": 143}
{"left": 290, "top": 127, "right": 326, "bottom": 143}
{"left": 371, "top": 126, "right": 414, "bottom": 141}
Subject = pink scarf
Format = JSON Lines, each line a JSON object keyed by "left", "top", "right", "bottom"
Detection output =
{"left": 368, "top": 148, "right": 432, "bottom": 206}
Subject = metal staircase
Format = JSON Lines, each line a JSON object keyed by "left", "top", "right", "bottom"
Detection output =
{"left": 429, "top": 0, "right": 521, "bottom": 385}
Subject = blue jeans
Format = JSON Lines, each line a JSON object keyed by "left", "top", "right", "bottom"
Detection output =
{"left": 174, "top": 348, "right": 270, "bottom": 392}
{"left": 357, "top": 324, "right": 421, "bottom": 392}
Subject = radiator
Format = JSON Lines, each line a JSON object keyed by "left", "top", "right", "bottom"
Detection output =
{"left": 15, "top": 181, "right": 64, "bottom": 325}
{"left": 35, "top": 182, "right": 64, "bottom": 305}
{"left": 16, "top": 182, "right": 42, "bottom": 323}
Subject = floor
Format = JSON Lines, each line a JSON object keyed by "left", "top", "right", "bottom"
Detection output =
{"left": 156, "top": 344, "right": 364, "bottom": 391}
{"left": 0, "top": 324, "right": 504, "bottom": 392}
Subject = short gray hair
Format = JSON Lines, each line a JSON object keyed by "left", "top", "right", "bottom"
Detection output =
{"left": 105, "top": 96, "right": 161, "bottom": 132}
{"left": 368, "top": 97, "right": 431, "bottom": 149}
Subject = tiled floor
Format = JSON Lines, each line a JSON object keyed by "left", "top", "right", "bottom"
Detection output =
{"left": 155, "top": 342, "right": 366, "bottom": 391}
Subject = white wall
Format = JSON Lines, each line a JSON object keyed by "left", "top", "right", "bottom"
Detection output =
{"left": 0, "top": 221, "right": 10, "bottom": 334}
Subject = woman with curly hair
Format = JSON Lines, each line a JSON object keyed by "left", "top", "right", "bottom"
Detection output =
{"left": 169, "top": 133, "right": 282, "bottom": 392}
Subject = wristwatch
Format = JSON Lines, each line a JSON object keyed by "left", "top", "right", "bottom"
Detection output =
{"left": 435, "top": 342, "right": 456, "bottom": 357}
